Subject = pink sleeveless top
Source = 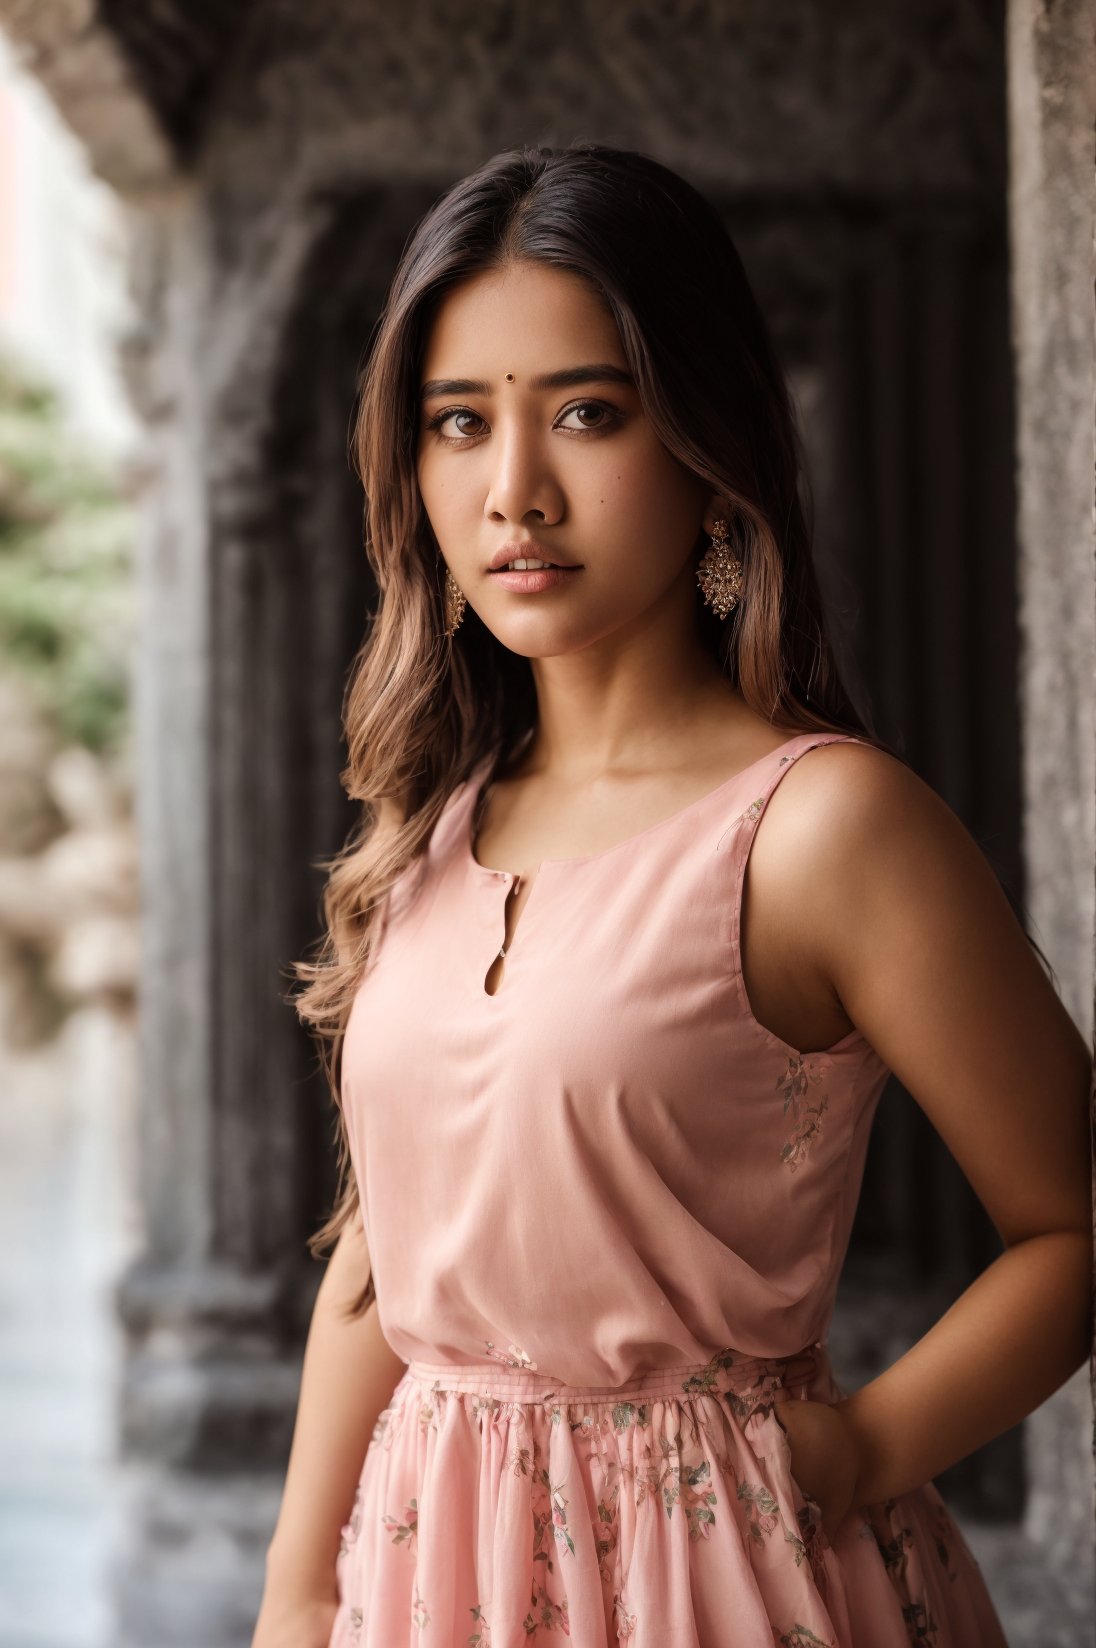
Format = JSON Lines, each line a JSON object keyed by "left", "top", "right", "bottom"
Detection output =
{"left": 339, "top": 731, "right": 891, "bottom": 1387}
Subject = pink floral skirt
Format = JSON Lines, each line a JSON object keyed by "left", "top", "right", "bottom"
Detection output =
{"left": 327, "top": 1342, "right": 1009, "bottom": 1647}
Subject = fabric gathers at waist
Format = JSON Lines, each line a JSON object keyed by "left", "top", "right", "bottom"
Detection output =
{"left": 405, "top": 1341, "right": 831, "bottom": 1411}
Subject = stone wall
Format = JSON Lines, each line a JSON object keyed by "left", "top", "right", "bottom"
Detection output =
{"left": 1006, "top": 0, "right": 1096, "bottom": 1581}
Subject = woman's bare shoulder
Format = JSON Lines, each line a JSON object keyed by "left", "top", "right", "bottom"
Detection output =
{"left": 747, "top": 736, "right": 988, "bottom": 997}
{"left": 753, "top": 738, "right": 978, "bottom": 923}
{"left": 766, "top": 737, "right": 963, "bottom": 860}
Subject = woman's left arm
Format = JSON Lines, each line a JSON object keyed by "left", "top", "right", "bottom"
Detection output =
{"left": 776, "top": 742, "right": 1093, "bottom": 1521}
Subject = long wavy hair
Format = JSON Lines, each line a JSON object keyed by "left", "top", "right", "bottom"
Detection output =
{"left": 287, "top": 141, "right": 1005, "bottom": 1318}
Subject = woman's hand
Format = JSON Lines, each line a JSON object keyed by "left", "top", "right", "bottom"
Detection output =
{"left": 771, "top": 1392, "right": 864, "bottom": 1543}
{"left": 251, "top": 1586, "right": 339, "bottom": 1648}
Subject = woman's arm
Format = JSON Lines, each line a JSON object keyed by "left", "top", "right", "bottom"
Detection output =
{"left": 253, "top": 1213, "right": 406, "bottom": 1643}
{"left": 761, "top": 741, "right": 1093, "bottom": 1524}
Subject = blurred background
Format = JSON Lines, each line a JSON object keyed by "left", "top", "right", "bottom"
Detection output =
{"left": 0, "top": 5, "right": 1091, "bottom": 1647}
{"left": 0, "top": 21, "right": 141, "bottom": 1648}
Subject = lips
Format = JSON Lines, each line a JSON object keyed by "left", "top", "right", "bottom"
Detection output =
{"left": 489, "top": 560, "right": 566, "bottom": 571}
{"left": 489, "top": 564, "right": 582, "bottom": 592}
{"left": 487, "top": 543, "right": 580, "bottom": 572}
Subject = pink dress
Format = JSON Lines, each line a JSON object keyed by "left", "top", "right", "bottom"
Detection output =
{"left": 328, "top": 731, "right": 1009, "bottom": 1647}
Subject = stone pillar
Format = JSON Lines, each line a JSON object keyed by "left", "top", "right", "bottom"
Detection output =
{"left": 1006, "top": 0, "right": 1096, "bottom": 1578}
{"left": 108, "top": 179, "right": 424, "bottom": 1643}
{"left": 109, "top": 200, "right": 310, "bottom": 1644}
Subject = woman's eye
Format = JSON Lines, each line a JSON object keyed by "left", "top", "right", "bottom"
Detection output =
{"left": 556, "top": 400, "right": 620, "bottom": 432}
{"left": 427, "top": 408, "right": 486, "bottom": 441}
{"left": 424, "top": 398, "right": 621, "bottom": 444}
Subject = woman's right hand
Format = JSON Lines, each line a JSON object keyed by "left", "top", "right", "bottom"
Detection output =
{"left": 251, "top": 1587, "right": 340, "bottom": 1648}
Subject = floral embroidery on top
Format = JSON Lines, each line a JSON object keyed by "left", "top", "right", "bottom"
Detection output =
{"left": 485, "top": 1338, "right": 539, "bottom": 1370}
{"left": 505, "top": 1429, "right": 573, "bottom": 1634}
{"left": 467, "top": 1602, "right": 492, "bottom": 1646}
{"left": 680, "top": 1347, "right": 737, "bottom": 1397}
{"left": 382, "top": 1496, "right": 419, "bottom": 1548}
{"left": 411, "top": 1585, "right": 430, "bottom": 1630}
{"left": 777, "top": 1053, "right": 830, "bottom": 1170}
{"left": 470, "top": 1391, "right": 505, "bottom": 1423}
{"left": 614, "top": 1592, "right": 639, "bottom": 1639}
{"left": 743, "top": 795, "right": 765, "bottom": 821}
{"left": 627, "top": 1414, "right": 720, "bottom": 1540}
{"left": 871, "top": 1498, "right": 914, "bottom": 1579}
{"left": 901, "top": 1599, "right": 942, "bottom": 1643}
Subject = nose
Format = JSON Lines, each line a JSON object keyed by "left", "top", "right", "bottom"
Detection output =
{"left": 482, "top": 420, "right": 564, "bottom": 527}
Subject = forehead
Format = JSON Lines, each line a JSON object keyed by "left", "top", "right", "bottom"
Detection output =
{"left": 419, "top": 262, "right": 624, "bottom": 372}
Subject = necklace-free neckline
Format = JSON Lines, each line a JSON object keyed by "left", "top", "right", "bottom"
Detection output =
{"left": 464, "top": 729, "right": 827, "bottom": 878}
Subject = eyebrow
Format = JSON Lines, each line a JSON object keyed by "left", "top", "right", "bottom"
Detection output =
{"left": 418, "top": 362, "right": 636, "bottom": 401}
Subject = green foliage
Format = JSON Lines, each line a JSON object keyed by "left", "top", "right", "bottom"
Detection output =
{"left": 0, "top": 350, "right": 135, "bottom": 757}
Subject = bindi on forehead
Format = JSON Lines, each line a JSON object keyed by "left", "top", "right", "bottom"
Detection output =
{"left": 418, "top": 363, "right": 635, "bottom": 403}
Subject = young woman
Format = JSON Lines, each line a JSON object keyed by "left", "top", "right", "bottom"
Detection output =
{"left": 252, "top": 143, "right": 1092, "bottom": 1648}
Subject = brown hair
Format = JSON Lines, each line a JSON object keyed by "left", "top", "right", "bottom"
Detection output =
{"left": 289, "top": 141, "right": 898, "bottom": 1316}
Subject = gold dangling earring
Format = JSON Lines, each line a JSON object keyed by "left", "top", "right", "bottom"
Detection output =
{"left": 443, "top": 565, "right": 467, "bottom": 635}
{"left": 696, "top": 517, "right": 744, "bottom": 620}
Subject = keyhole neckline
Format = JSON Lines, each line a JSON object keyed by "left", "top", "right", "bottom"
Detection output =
{"left": 463, "top": 728, "right": 827, "bottom": 878}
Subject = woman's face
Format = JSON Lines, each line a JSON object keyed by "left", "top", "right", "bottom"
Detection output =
{"left": 415, "top": 260, "right": 716, "bottom": 658}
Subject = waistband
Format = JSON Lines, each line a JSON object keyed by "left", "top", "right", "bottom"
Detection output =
{"left": 405, "top": 1341, "right": 829, "bottom": 1407}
